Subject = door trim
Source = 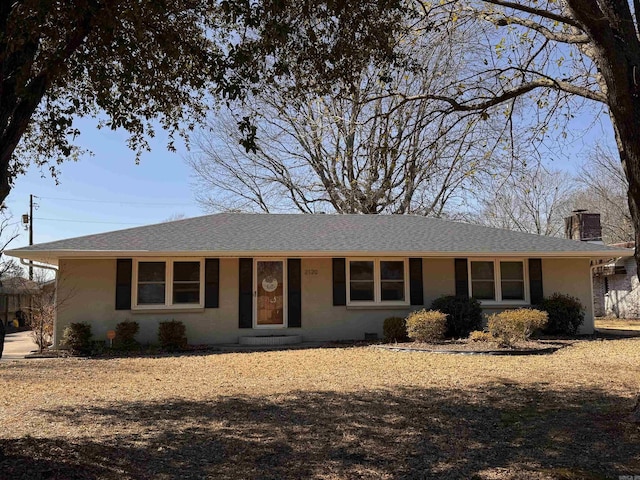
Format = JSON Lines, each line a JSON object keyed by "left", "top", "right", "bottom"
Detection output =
{"left": 253, "top": 258, "right": 288, "bottom": 329}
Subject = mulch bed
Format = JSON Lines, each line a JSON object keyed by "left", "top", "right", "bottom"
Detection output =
{"left": 376, "top": 338, "right": 575, "bottom": 355}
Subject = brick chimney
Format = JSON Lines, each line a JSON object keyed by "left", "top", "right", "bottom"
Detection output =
{"left": 564, "top": 210, "right": 603, "bottom": 243}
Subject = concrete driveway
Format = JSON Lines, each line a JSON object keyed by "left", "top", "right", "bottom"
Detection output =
{"left": 1, "top": 330, "right": 38, "bottom": 361}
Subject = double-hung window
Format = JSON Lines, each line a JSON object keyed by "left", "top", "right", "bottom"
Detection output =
{"left": 380, "top": 260, "right": 405, "bottom": 301}
{"left": 347, "top": 259, "right": 408, "bottom": 305}
{"left": 137, "top": 262, "right": 166, "bottom": 305}
{"left": 173, "top": 261, "right": 201, "bottom": 304}
{"left": 349, "top": 261, "right": 375, "bottom": 301}
{"left": 134, "top": 259, "right": 203, "bottom": 308}
{"left": 470, "top": 261, "right": 495, "bottom": 300}
{"left": 469, "top": 259, "right": 527, "bottom": 303}
{"left": 500, "top": 261, "right": 525, "bottom": 300}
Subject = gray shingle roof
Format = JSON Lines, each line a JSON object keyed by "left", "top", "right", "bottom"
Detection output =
{"left": 6, "top": 214, "right": 632, "bottom": 261}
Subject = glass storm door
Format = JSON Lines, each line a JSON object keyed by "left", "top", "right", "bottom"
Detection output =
{"left": 256, "top": 260, "right": 284, "bottom": 326}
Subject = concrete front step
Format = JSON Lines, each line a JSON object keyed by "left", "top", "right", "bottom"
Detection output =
{"left": 238, "top": 334, "right": 303, "bottom": 346}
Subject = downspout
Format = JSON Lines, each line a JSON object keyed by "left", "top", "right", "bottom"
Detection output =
{"left": 20, "top": 259, "right": 59, "bottom": 347}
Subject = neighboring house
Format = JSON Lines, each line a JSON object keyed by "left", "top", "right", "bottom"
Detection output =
{"left": 0, "top": 277, "right": 40, "bottom": 326}
{"left": 593, "top": 242, "right": 639, "bottom": 318}
{"left": 563, "top": 210, "right": 639, "bottom": 319}
{"left": 5, "top": 214, "right": 632, "bottom": 346}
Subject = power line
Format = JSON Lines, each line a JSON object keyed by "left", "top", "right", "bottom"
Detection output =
{"left": 37, "top": 196, "right": 195, "bottom": 207}
{"left": 34, "top": 217, "right": 143, "bottom": 225}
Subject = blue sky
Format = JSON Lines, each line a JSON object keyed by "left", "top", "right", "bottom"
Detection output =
{"left": 4, "top": 117, "right": 204, "bottom": 249}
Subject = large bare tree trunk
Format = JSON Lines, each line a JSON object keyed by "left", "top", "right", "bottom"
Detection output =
{"left": 605, "top": 62, "right": 640, "bottom": 282}
{"left": 566, "top": 0, "right": 640, "bottom": 280}
{"left": 619, "top": 131, "right": 640, "bottom": 281}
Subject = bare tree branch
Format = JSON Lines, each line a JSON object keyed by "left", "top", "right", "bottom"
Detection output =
{"left": 388, "top": 77, "right": 607, "bottom": 113}
{"left": 481, "top": 12, "right": 589, "bottom": 44}
{"left": 480, "top": 0, "right": 582, "bottom": 29}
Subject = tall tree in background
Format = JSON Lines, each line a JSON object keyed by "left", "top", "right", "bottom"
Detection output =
{"left": 471, "top": 146, "right": 632, "bottom": 243}
{"left": 189, "top": 20, "right": 513, "bottom": 215}
{"left": 474, "top": 165, "right": 576, "bottom": 236}
{"left": 573, "top": 146, "right": 633, "bottom": 244}
{"left": 0, "top": 212, "right": 21, "bottom": 279}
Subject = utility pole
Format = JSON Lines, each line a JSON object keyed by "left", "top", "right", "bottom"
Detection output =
{"left": 29, "top": 194, "right": 33, "bottom": 281}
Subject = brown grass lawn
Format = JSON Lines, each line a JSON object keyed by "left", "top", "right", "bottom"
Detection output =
{"left": 1, "top": 339, "right": 639, "bottom": 480}
{"left": 595, "top": 317, "right": 640, "bottom": 332}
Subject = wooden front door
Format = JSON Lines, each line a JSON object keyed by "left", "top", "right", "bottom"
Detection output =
{"left": 256, "top": 260, "right": 285, "bottom": 326}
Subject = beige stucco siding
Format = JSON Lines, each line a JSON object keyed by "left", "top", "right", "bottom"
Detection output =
{"left": 541, "top": 257, "right": 594, "bottom": 334}
{"left": 298, "top": 258, "right": 414, "bottom": 340}
{"left": 55, "top": 257, "right": 420, "bottom": 345}
{"left": 56, "top": 258, "right": 240, "bottom": 345}
{"left": 422, "top": 258, "right": 456, "bottom": 305}
{"left": 54, "top": 256, "right": 595, "bottom": 346}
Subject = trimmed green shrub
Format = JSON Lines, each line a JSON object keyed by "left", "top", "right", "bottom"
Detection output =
{"left": 536, "top": 293, "right": 585, "bottom": 335}
{"left": 469, "top": 330, "right": 494, "bottom": 343}
{"left": 61, "top": 322, "right": 93, "bottom": 355}
{"left": 158, "top": 320, "right": 187, "bottom": 351}
{"left": 114, "top": 320, "right": 140, "bottom": 350}
{"left": 487, "top": 308, "right": 548, "bottom": 347}
{"left": 406, "top": 309, "right": 447, "bottom": 342}
{"left": 430, "top": 295, "right": 482, "bottom": 338}
{"left": 383, "top": 316, "right": 408, "bottom": 343}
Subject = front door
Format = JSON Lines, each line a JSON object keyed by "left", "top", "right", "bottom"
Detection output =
{"left": 255, "top": 260, "right": 285, "bottom": 326}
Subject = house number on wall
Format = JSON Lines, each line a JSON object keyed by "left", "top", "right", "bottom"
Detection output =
{"left": 304, "top": 269, "right": 319, "bottom": 276}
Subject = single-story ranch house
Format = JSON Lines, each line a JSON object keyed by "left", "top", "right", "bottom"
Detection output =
{"left": 5, "top": 214, "right": 633, "bottom": 346}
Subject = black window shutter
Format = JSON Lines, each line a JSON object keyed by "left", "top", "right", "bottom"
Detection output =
{"left": 528, "top": 258, "right": 544, "bottom": 305}
{"left": 454, "top": 258, "right": 469, "bottom": 298}
{"left": 115, "top": 259, "right": 132, "bottom": 310}
{"left": 287, "top": 259, "right": 302, "bottom": 328}
{"left": 409, "top": 258, "right": 424, "bottom": 305}
{"left": 238, "top": 258, "right": 253, "bottom": 328}
{"left": 332, "top": 258, "right": 346, "bottom": 306}
{"left": 204, "top": 259, "right": 220, "bottom": 308}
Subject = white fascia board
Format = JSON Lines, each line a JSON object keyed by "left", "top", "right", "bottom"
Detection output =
{"left": 4, "top": 248, "right": 634, "bottom": 263}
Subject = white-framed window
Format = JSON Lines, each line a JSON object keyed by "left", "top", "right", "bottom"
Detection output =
{"left": 137, "top": 261, "right": 167, "bottom": 305}
{"left": 347, "top": 258, "right": 409, "bottom": 305}
{"left": 133, "top": 258, "right": 204, "bottom": 309}
{"left": 468, "top": 258, "right": 528, "bottom": 304}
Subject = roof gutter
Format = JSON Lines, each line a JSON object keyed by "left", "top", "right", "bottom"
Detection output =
{"left": 20, "top": 258, "right": 58, "bottom": 275}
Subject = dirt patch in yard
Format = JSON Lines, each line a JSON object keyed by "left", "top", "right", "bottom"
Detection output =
{"left": 1, "top": 338, "right": 639, "bottom": 479}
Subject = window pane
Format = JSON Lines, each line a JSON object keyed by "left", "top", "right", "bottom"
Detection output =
{"left": 381, "top": 281, "right": 404, "bottom": 301}
{"left": 472, "top": 281, "right": 495, "bottom": 300}
{"left": 174, "top": 262, "right": 200, "bottom": 281}
{"left": 138, "top": 284, "right": 165, "bottom": 304}
{"left": 173, "top": 283, "right": 200, "bottom": 303}
{"left": 380, "top": 261, "right": 404, "bottom": 281}
{"left": 471, "top": 261, "right": 494, "bottom": 280}
{"left": 501, "top": 281, "right": 524, "bottom": 300}
{"left": 138, "top": 262, "right": 165, "bottom": 282}
{"left": 350, "top": 261, "right": 374, "bottom": 281}
{"left": 350, "top": 282, "right": 374, "bottom": 301}
{"left": 500, "top": 262, "right": 523, "bottom": 281}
